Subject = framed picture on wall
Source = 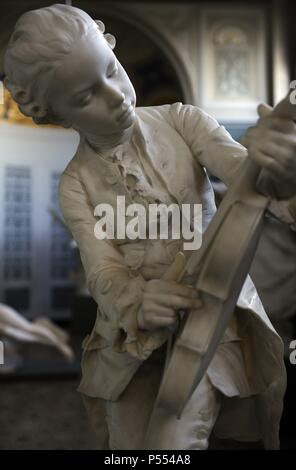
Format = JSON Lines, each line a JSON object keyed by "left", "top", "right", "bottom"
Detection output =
{"left": 198, "top": 5, "right": 268, "bottom": 122}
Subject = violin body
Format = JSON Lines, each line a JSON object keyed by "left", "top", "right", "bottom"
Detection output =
{"left": 155, "top": 94, "right": 295, "bottom": 417}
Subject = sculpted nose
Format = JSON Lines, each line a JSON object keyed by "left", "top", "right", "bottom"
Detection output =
{"left": 106, "top": 85, "right": 125, "bottom": 108}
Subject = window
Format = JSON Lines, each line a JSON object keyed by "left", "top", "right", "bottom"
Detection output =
{"left": 0, "top": 122, "right": 79, "bottom": 319}
{"left": 199, "top": 6, "right": 268, "bottom": 122}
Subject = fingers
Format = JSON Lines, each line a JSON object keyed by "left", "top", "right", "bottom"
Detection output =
{"left": 254, "top": 135, "right": 295, "bottom": 164}
{"left": 152, "top": 316, "right": 177, "bottom": 328}
{"left": 142, "top": 313, "right": 177, "bottom": 329}
{"left": 139, "top": 296, "right": 200, "bottom": 330}
{"left": 138, "top": 302, "right": 177, "bottom": 330}
{"left": 146, "top": 279, "right": 197, "bottom": 298}
{"left": 263, "top": 130, "right": 296, "bottom": 152}
{"left": 142, "top": 303, "right": 176, "bottom": 321}
{"left": 162, "top": 251, "right": 186, "bottom": 282}
{"left": 257, "top": 115, "right": 296, "bottom": 133}
{"left": 151, "top": 305, "right": 175, "bottom": 317}
{"left": 245, "top": 121, "right": 296, "bottom": 144}
{"left": 257, "top": 103, "right": 273, "bottom": 118}
{"left": 166, "top": 295, "right": 202, "bottom": 310}
{"left": 257, "top": 99, "right": 296, "bottom": 132}
{"left": 249, "top": 147, "right": 286, "bottom": 182}
{"left": 139, "top": 251, "right": 202, "bottom": 331}
{"left": 249, "top": 135, "right": 296, "bottom": 179}
{"left": 245, "top": 103, "right": 296, "bottom": 145}
{"left": 239, "top": 135, "right": 248, "bottom": 148}
{"left": 146, "top": 292, "right": 202, "bottom": 310}
{"left": 242, "top": 124, "right": 296, "bottom": 172}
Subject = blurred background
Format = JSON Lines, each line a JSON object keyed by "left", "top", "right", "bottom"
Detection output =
{"left": 0, "top": 0, "right": 295, "bottom": 450}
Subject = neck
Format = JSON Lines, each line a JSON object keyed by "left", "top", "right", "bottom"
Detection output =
{"left": 82, "top": 124, "right": 135, "bottom": 155}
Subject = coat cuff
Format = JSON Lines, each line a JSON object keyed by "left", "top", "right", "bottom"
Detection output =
{"left": 94, "top": 272, "right": 169, "bottom": 361}
{"left": 113, "top": 275, "right": 169, "bottom": 360}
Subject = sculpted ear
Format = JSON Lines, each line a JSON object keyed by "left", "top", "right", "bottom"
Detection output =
{"left": 4, "top": 79, "right": 53, "bottom": 125}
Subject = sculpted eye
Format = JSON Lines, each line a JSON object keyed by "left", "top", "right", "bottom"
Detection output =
{"left": 75, "top": 93, "right": 92, "bottom": 107}
{"left": 107, "top": 65, "right": 118, "bottom": 79}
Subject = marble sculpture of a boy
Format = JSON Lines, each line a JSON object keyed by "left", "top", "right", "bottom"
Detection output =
{"left": 4, "top": 4, "right": 296, "bottom": 450}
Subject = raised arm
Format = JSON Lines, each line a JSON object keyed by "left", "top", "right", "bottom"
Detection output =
{"left": 169, "top": 102, "right": 296, "bottom": 229}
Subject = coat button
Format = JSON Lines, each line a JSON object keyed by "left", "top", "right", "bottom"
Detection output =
{"left": 106, "top": 172, "right": 120, "bottom": 184}
{"left": 113, "top": 150, "right": 123, "bottom": 162}
{"left": 126, "top": 174, "right": 138, "bottom": 189}
{"left": 100, "top": 279, "right": 113, "bottom": 294}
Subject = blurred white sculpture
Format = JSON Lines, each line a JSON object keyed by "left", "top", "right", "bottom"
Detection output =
{"left": 0, "top": 303, "right": 74, "bottom": 361}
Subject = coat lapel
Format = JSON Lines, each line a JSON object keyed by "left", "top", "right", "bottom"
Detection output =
{"left": 76, "top": 137, "right": 133, "bottom": 207}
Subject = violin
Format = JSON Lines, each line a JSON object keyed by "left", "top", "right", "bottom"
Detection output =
{"left": 155, "top": 93, "right": 296, "bottom": 418}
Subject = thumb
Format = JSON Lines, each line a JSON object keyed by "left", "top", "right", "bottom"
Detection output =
{"left": 162, "top": 251, "right": 186, "bottom": 282}
{"left": 257, "top": 103, "right": 273, "bottom": 118}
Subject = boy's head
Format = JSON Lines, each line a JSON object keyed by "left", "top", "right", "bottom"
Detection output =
{"left": 4, "top": 4, "right": 136, "bottom": 136}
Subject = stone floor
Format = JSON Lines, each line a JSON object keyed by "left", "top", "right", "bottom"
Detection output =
{"left": 0, "top": 375, "right": 295, "bottom": 450}
{"left": 0, "top": 378, "right": 98, "bottom": 450}
{"left": 0, "top": 334, "right": 295, "bottom": 450}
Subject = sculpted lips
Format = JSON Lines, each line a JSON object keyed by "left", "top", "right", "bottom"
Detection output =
{"left": 116, "top": 103, "right": 134, "bottom": 123}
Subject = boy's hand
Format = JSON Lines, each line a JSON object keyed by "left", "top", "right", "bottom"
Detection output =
{"left": 137, "top": 253, "right": 201, "bottom": 331}
{"left": 240, "top": 103, "right": 296, "bottom": 199}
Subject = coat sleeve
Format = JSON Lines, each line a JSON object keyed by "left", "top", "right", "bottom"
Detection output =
{"left": 169, "top": 102, "right": 248, "bottom": 185}
{"left": 169, "top": 102, "right": 296, "bottom": 229}
{"left": 59, "top": 171, "right": 168, "bottom": 360}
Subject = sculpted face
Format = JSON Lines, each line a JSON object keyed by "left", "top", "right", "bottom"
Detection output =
{"left": 47, "top": 30, "right": 136, "bottom": 141}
